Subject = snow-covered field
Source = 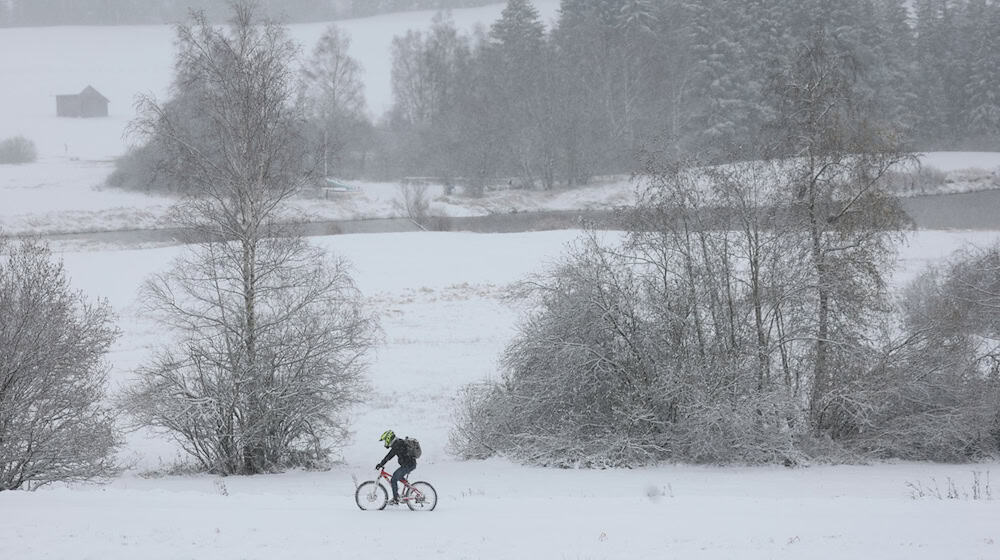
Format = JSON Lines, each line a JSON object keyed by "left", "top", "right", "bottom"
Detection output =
{"left": 2, "top": 2, "right": 1000, "bottom": 559}
{"left": 1, "top": 229, "right": 999, "bottom": 560}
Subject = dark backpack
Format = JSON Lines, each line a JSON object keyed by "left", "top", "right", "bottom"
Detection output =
{"left": 402, "top": 437, "right": 422, "bottom": 459}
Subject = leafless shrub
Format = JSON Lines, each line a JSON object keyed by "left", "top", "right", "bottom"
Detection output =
{"left": 137, "top": 456, "right": 203, "bottom": 479}
{"left": 450, "top": 227, "right": 804, "bottom": 466}
{"left": 859, "top": 243, "right": 1000, "bottom": 461}
{"left": 452, "top": 132, "right": 916, "bottom": 467}
{"left": 0, "top": 135, "right": 37, "bottom": 164}
{"left": 881, "top": 164, "right": 947, "bottom": 195}
{"left": 120, "top": 238, "right": 378, "bottom": 474}
{"left": 0, "top": 238, "right": 120, "bottom": 490}
{"left": 907, "top": 471, "right": 993, "bottom": 500}
{"left": 450, "top": 234, "right": 670, "bottom": 467}
{"left": 670, "top": 388, "right": 804, "bottom": 465}
{"left": 393, "top": 182, "right": 431, "bottom": 229}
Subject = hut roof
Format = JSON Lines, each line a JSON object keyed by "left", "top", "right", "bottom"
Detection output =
{"left": 78, "top": 85, "right": 109, "bottom": 103}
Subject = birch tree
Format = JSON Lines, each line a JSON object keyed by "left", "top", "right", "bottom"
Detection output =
{"left": 300, "top": 23, "right": 370, "bottom": 177}
{"left": 122, "top": 3, "right": 378, "bottom": 475}
{"left": 766, "top": 32, "right": 910, "bottom": 433}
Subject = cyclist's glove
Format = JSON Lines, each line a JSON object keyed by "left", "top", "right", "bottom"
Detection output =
{"left": 376, "top": 463, "right": 383, "bottom": 470}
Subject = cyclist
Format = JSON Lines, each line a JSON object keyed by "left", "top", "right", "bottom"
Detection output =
{"left": 376, "top": 429, "right": 417, "bottom": 505}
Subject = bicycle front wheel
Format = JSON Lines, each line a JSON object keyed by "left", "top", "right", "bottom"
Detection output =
{"left": 355, "top": 481, "right": 388, "bottom": 511}
{"left": 405, "top": 481, "right": 437, "bottom": 511}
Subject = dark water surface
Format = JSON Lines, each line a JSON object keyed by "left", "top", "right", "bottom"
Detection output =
{"left": 20, "top": 189, "right": 1000, "bottom": 250}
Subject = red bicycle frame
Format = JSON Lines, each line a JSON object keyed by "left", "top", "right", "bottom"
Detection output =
{"left": 377, "top": 468, "right": 422, "bottom": 501}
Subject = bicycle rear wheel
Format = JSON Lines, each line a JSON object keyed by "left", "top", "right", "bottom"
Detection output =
{"left": 355, "top": 481, "right": 388, "bottom": 511}
{"left": 405, "top": 481, "right": 437, "bottom": 511}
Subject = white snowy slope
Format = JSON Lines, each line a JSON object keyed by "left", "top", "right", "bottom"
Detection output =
{"left": 0, "top": 229, "right": 998, "bottom": 560}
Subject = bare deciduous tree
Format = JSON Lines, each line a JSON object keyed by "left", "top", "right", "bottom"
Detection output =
{"left": 393, "top": 182, "right": 431, "bottom": 230}
{"left": 766, "top": 32, "right": 912, "bottom": 433}
{"left": 300, "top": 23, "right": 370, "bottom": 177}
{"left": 0, "top": 238, "right": 119, "bottom": 490}
{"left": 121, "top": 3, "right": 378, "bottom": 475}
{"left": 389, "top": 12, "right": 468, "bottom": 128}
{"left": 123, "top": 238, "right": 377, "bottom": 473}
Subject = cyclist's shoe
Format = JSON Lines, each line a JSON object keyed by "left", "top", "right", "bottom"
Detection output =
{"left": 388, "top": 498, "right": 400, "bottom": 506}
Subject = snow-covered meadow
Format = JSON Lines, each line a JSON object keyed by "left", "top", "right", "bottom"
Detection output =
{"left": 1, "top": 228, "right": 999, "bottom": 560}
{"left": 2, "top": 2, "right": 1000, "bottom": 559}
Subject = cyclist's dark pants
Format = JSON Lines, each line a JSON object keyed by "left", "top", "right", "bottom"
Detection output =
{"left": 391, "top": 464, "right": 415, "bottom": 500}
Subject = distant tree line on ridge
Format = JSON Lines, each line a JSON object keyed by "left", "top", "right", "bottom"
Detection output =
{"left": 0, "top": 0, "right": 498, "bottom": 26}
{"left": 106, "top": 0, "right": 1000, "bottom": 194}
{"left": 373, "top": 0, "right": 1000, "bottom": 190}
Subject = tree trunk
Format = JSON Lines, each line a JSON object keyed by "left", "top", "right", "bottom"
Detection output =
{"left": 808, "top": 192, "right": 829, "bottom": 430}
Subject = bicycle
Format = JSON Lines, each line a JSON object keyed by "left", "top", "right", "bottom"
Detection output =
{"left": 355, "top": 468, "right": 438, "bottom": 511}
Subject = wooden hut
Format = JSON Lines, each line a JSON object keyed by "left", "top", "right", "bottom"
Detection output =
{"left": 56, "top": 85, "right": 109, "bottom": 118}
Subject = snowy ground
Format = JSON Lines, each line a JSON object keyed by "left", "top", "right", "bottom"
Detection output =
{"left": 2, "top": 461, "right": 996, "bottom": 560}
{"left": 1, "top": 229, "right": 998, "bottom": 560}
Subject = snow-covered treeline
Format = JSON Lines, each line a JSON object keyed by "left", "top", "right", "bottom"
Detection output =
{"left": 115, "top": 0, "right": 1000, "bottom": 192}
{"left": 375, "top": 0, "right": 1000, "bottom": 187}
{"left": 0, "top": 0, "right": 498, "bottom": 26}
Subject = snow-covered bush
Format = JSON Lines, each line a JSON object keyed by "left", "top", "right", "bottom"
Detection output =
{"left": 105, "top": 143, "right": 177, "bottom": 192}
{"left": 449, "top": 238, "right": 671, "bottom": 467}
{"left": 0, "top": 238, "right": 120, "bottom": 490}
{"left": 881, "top": 165, "right": 947, "bottom": 196}
{"left": 450, "top": 230, "right": 805, "bottom": 467}
{"left": 451, "top": 29, "right": 992, "bottom": 466}
{"left": 451, "top": 117, "right": 917, "bottom": 467}
{"left": 849, "top": 246, "right": 1000, "bottom": 461}
{"left": 394, "top": 182, "right": 431, "bottom": 228}
{"left": 669, "top": 388, "right": 805, "bottom": 465}
{"left": 0, "top": 135, "right": 37, "bottom": 164}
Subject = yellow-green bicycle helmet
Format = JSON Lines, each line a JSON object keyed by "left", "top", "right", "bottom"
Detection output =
{"left": 379, "top": 429, "right": 396, "bottom": 448}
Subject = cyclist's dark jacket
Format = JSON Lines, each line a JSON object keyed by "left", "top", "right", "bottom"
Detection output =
{"left": 380, "top": 438, "right": 416, "bottom": 469}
